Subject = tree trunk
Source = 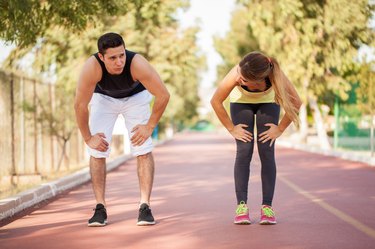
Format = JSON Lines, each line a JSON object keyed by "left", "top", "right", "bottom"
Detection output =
{"left": 308, "top": 96, "right": 331, "bottom": 150}
{"left": 298, "top": 77, "right": 309, "bottom": 143}
{"left": 370, "top": 72, "right": 374, "bottom": 157}
{"left": 56, "top": 139, "right": 68, "bottom": 172}
{"left": 299, "top": 103, "right": 308, "bottom": 143}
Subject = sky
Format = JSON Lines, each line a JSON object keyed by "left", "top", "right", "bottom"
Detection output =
{"left": 177, "top": 0, "right": 236, "bottom": 117}
{"left": 177, "top": 0, "right": 236, "bottom": 89}
{"left": 0, "top": 41, "right": 14, "bottom": 62}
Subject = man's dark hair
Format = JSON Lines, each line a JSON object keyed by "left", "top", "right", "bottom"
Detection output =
{"left": 97, "top": 32, "right": 125, "bottom": 55}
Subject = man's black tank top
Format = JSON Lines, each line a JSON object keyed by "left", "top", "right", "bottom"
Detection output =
{"left": 93, "top": 50, "right": 146, "bottom": 98}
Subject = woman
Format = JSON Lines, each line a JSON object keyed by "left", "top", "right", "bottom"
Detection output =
{"left": 211, "top": 51, "right": 301, "bottom": 225}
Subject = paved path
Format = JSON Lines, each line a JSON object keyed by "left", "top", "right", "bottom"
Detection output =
{"left": 1, "top": 132, "right": 375, "bottom": 249}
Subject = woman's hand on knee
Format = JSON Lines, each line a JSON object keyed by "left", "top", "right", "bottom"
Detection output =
{"left": 229, "top": 124, "right": 253, "bottom": 143}
{"left": 259, "top": 123, "right": 282, "bottom": 146}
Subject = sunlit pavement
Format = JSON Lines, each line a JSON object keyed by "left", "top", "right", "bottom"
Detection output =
{"left": 1, "top": 131, "right": 375, "bottom": 249}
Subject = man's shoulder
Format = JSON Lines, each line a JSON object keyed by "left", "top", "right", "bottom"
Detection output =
{"left": 85, "top": 55, "right": 101, "bottom": 70}
{"left": 130, "top": 53, "right": 151, "bottom": 75}
{"left": 126, "top": 50, "right": 142, "bottom": 64}
{"left": 80, "top": 56, "right": 102, "bottom": 82}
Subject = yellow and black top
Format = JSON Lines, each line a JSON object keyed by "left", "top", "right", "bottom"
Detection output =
{"left": 230, "top": 78, "right": 275, "bottom": 104}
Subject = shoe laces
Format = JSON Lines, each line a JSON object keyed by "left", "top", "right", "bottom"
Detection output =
{"left": 236, "top": 201, "right": 248, "bottom": 215}
{"left": 93, "top": 206, "right": 106, "bottom": 212}
{"left": 262, "top": 206, "right": 275, "bottom": 217}
{"left": 139, "top": 206, "right": 151, "bottom": 214}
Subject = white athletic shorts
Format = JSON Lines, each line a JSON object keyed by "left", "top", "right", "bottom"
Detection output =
{"left": 88, "top": 90, "right": 154, "bottom": 158}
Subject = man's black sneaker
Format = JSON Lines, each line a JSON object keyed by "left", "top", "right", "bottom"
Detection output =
{"left": 137, "top": 203, "right": 156, "bottom": 225}
{"left": 88, "top": 203, "right": 107, "bottom": 227}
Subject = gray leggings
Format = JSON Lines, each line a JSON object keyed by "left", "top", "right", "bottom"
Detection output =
{"left": 230, "top": 102, "right": 280, "bottom": 206}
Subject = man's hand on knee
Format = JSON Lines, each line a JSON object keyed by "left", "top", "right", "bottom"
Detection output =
{"left": 131, "top": 124, "right": 153, "bottom": 146}
{"left": 86, "top": 133, "right": 109, "bottom": 152}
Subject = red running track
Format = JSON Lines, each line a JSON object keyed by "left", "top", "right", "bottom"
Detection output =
{"left": 1, "top": 132, "right": 375, "bottom": 249}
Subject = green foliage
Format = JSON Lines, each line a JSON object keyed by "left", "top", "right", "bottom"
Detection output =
{"left": 349, "top": 61, "right": 375, "bottom": 115}
{"left": 0, "top": 0, "right": 120, "bottom": 47}
{"left": 216, "top": 0, "right": 374, "bottom": 112}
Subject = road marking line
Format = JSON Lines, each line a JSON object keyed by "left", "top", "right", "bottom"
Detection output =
{"left": 279, "top": 175, "right": 375, "bottom": 239}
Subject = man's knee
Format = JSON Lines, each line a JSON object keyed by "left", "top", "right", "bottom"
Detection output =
{"left": 137, "top": 152, "right": 152, "bottom": 160}
{"left": 90, "top": 156, "right": 106, "bottom": 166}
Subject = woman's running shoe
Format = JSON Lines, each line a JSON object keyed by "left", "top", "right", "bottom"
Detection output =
{"left": 234, "top": 201, "right": 251, "bottom": 225}
{"left": 259, "top": 205, "right": 277, "bottom": 225}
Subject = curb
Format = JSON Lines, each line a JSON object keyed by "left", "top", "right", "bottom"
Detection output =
{"left": 0, "top": 154, "right": 132, "bottom": 222}
{"left": 277, "top": 140, "right": 375, "bottom": 167}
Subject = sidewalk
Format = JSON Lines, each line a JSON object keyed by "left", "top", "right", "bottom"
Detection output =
{"left": 1, "top": 132, "right": 375, "bottom": 248}
{"left": 0, "top": 154, "right": 131, "bottom": 223}
{"left": 278, "top": 137, "right": 375, "bottom": 166}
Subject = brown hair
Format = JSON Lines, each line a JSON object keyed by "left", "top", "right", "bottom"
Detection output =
{"left": 239, "top": 51, "right": 299, "bottom": 123}
{"left": 98, "top": 32, "right": 125, "bottom": 55}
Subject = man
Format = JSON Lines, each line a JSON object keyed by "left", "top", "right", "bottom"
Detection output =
{"left": 74, "top": 32, "right": 170, "bottom": 227}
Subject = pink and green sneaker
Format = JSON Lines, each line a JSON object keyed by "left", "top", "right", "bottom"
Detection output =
{"left": 259, "top": 205, "right": 277, "bottom": 225}
{"left": 234, "top": 201, "right": 251, "bottom": 225}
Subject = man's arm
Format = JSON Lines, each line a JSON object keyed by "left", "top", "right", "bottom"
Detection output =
{"left": 74, "top": 56, "right": 109, "bottom": 152}
{"left": 130, "top": 54, "right": 170, "bottom": 146}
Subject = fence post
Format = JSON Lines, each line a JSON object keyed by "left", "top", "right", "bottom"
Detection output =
{"left": 20, "top": 77, "right": 25, "bottom": 174}
{"left": 49, "top": 83, "right": 55, "bottom": 171}
{"left": 370, "top": 72, "right": 374, "bottom": 157}
{"left": 10, "top": 74, "right": 16, "bottom": 185}
{"left": 33, "top": 79, "right": 39, "bottom": 174}
{"left": 334, "top": 96, "right": 339, "bottom": 149}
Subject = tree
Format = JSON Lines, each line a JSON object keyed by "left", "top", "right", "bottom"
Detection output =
{"left": 0, "top": 0, "right": 120, "bottom": 47}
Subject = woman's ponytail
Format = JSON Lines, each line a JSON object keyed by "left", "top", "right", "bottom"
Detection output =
{"left": 268, "top": 58, "right": 300, "bottom": 124}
